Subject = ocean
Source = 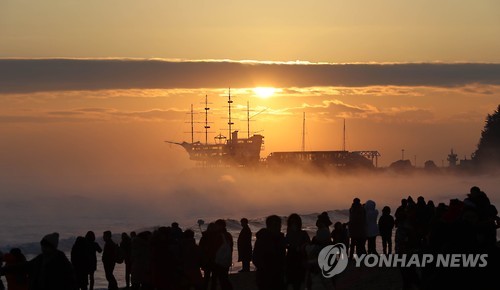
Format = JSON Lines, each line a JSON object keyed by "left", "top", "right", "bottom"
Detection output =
{"left": 0, "top": 210, "right": 350, "bottom": 289}
{"left": 1, "top": 168, "right": 499, "bottom": 289}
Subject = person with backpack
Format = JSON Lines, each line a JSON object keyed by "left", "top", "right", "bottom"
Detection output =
{"left": 102, "top": 231, "right": 119, "bottom": 290}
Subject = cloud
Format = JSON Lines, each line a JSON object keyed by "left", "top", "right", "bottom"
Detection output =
{"left": 0, "top": 107, "right": 187, "bottom": 124}
{"left": 1, "top": 58, "right": 500, "bottom": 93}
{"left": 448, "top": 110, "right": 486, "bottom": 123}
{"left": 110, "top": 109, "right": 186, "bottom": 121}
{"left": 277, "top": 98, "right": 436, "bottom": 124}
{"left": 372, "top": 108, "right": 435, "bottom": 124}
{"left": 459, "top": 84, "right": 496, "bottom": 95}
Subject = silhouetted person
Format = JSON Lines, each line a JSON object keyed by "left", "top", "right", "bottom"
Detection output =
{"left": 426, "top": 199, "right": 436, "bottom": 233}
{"left": 120, "top": 232, "right": 132, "bottom": 288}
{"left": 285, "top": 213, "right": 311, "bottom": 290}
{"left": 349, "top": 198, "right": 366, "bottom": 257}
{"left": 396, "top": 198, "right": 420, "bottom": 290}
{"left": 406, "top": 196, "right": 417, "bottom": 231}
{"left": 84, "top": 231, "right": 102, "bottom": 290}
{"left": 466, "top": 186, "right": 490, "bottom": 213}
{"left": 364, "top": 200, "right": 379, "bottom": 254}
{"left": 199, "top": 223, "right": 217, "bottom": 290}
{"left": 212, "top": 219, "right": 233, "bottom": 290}
{"left": 180, "top": 229, "right": 203, "bottom": 290}
{"left": 131, "top": 231, "right": 152, "bottom": 290}
{"left": 3, "top": 248, "right": 27, "bottom": 290}
{"left": 331, "top": 222, "right": 349, "bottom": 248}
{"left": 102, "top": 231, "right": 119, "bottom": 290}
{"left": 1, "top": 233, "right": 77, "bottom": 290}
{"left": 415, "top": 196, "right": 429, "bottom": 246}
{"left": 315, "top": 212, "right": 332, "bottom": 245}
{"left": 151, "top": 227, "right": 177, "bottom": 290}
{"left": 317, "top": 212, "right": 333, "bottom": 228}
{"left": 395, "top": 198, "right": 407, "bottom": 228}
{"left": 71, "top": 236, "right": 90, "bottom": 290}
{"left": 237, "top": 218, "right": 252, "bottom": 272}
{"left": 253, "top": 215, "right": 286, "bottom": 290}
{"left": 378, "top": 206, "right": 395, "bottom": 254}
{"left": 171, "top": 222, "right": 184, "bottom": 242}
{"left": 0, "top": 252, "right": 4, "bottom": 290}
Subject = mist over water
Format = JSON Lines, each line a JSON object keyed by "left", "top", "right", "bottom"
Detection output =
{"left": 1, "top": 166, "right": 499, "bottom": 246}
{"left": 1, "top": 166, "right": 499, "bottom": 289}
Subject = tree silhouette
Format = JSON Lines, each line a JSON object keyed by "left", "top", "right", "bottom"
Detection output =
{"left": 473, "top": 104, "right": 500, "bottom": 167}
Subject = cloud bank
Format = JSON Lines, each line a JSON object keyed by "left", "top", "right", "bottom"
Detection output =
{"left": 1, "top": 59, "right": 500, "bottom": 93}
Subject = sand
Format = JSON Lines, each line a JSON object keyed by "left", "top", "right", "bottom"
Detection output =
{"left": 103, "top": 260, "right": 403, "bottom": 290}
{"left": 224, "top": 261, "right": 401, "bottom": 290}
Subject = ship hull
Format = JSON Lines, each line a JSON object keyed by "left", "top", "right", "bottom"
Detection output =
{"left": 176, "top": 134, "right": 264, "bottom": 166}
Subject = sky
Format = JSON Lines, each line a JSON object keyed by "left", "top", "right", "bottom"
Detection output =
{"left": 1, "top": 0, "right": 499, "bottom": 169}
{"left": 1, "top": 0, "right": 500, "bottom": 62}
{"left": 1, "top": 1, "right": 500, "bottom": 241}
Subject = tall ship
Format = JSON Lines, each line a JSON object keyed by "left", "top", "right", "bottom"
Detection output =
{"left": 168, "top": 133, "right": 264, "bottom": 166}
{"left": 167, "top": 91, "right": 380, "bottom": 169}
{"left": 166, "top": 91, "right": 265, "bottom": 166}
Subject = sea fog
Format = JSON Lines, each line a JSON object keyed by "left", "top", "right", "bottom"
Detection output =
{"left": 1, "top": 167, "right": 499, "bottom": 246}
{"left": 1, "top": 167, "right": 499, "bottom": 289}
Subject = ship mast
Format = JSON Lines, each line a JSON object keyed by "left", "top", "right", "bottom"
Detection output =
{"left": 228, "top": 88, "right": 234, "bottom": 142}
{"left": 204, "top": 95, "right": 210, "bottom": 145}
{"left": 190, "top": 104, "right": 194, "bottom": 143}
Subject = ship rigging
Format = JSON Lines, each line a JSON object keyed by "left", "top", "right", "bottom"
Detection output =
{"left": 166, "top": 90, "right": 264, "bottom": 166}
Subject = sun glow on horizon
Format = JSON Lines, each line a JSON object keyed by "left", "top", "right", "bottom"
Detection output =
{"left": 253, "top": 87, "right": 276, "bottom": 99}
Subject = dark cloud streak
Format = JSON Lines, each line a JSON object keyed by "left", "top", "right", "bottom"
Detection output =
{"left": 1, "top": 59, "right": 500, "bottom": 93}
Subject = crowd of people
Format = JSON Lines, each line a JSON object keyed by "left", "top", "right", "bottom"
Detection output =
{"left": 0, "top": 186, "right": 498, "bottom": 290}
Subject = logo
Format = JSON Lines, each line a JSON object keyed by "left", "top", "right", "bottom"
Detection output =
{"left": 317, "top": 243, "right": 348, "bottom": 278}
{"left": 352, "top": 253, "right": 488, "bottom": 268}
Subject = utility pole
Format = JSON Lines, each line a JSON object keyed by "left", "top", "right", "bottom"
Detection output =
{"left": 302, "top": 112, "right": 306, "bottom": 152}
{"left": 247, "top": 101, "right": 250, "bottom": 139}
{"left": 343, "top": 118, "right": 346, "bottom": 151}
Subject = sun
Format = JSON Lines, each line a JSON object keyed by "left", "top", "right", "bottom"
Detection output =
{"left": 253, "top": 87, "right": 276, "bottom": 99}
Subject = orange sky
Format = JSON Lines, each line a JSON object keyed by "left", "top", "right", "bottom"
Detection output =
{"left": 0, "top": 60, "right": 499, "bottom": 175}
{"left": 1, "top": 80, "right": 499, "bottom": 173}
{"left": 2, "top": 1, "right": 500, "bottom": 244}
{"left": 2, "top": 1, "right": 500, "bottom": 62}
{"left": 0, "top": 1, "right": 499, "bottom": 178}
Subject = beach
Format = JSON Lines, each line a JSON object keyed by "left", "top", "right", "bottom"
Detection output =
{"left": 90, "top": 264, "right": 402, "bottom": 290}
{"left": 224, "top": 264, "right": 402, "bottom": 290}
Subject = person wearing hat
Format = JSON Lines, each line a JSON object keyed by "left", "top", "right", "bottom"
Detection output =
{"left": 3, "top": 248, "right": 28, "bottom": 290}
